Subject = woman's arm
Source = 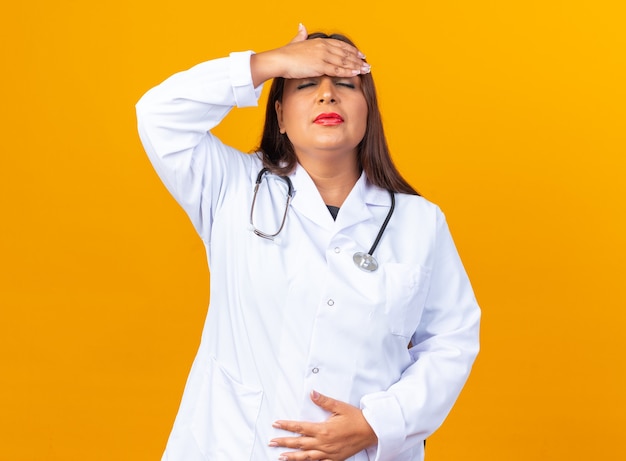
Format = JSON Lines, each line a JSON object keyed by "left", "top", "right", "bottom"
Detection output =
{"left": 360, "top": 208, "right": 481, "bottom": 460}
{"left": 135, "top": 50, "right": 260, "bottom": 242}
{"left": 135, "top": 25, "right": 368, "bottom": 242}
{"left": 268, "top": 208, "right": 481, "bottom": 461}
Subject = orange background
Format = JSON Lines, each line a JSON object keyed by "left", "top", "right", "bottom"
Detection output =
{"left": 1, "top": 1, "right": 625, "bottom": 459}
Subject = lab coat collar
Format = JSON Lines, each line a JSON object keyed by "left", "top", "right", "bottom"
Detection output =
{"left": 288, "top": 164, "right": 391, "bottom": 231}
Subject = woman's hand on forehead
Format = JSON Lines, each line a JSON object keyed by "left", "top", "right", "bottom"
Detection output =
{"left": 251, "top": 24, "right": 370, "bottom": 87}
{"left": 283, "top": 24, "right": 370, "bottom": 79}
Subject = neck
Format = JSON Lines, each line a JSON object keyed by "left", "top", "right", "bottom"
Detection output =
{"left": 299, "top": 158, "right": 360, "bottom": 207}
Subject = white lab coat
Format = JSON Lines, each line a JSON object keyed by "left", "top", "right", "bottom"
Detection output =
{"left": 136, "top": 51, "right": 480, "bottom": 461}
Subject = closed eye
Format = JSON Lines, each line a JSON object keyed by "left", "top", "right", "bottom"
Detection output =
{"left": 295, "top": 78, "right": 357, "bottom": 90}
{"left": 296, "top": 82, "right": 316, "bottom": 90}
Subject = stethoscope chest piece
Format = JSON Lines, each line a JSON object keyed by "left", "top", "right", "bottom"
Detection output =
{"left": 353, "top": 252, "right": 379, "bottom": 272}
{"left": 351, "top": 190, "right": 396, "bottom": 273}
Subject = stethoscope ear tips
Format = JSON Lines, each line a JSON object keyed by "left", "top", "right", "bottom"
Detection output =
{"left": 249, "top": 225, "right": 283, "bottom": 245}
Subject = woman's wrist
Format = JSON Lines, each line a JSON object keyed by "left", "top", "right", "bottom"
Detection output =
{"left": 250, "top": 50, "right": 285, "bottom": 87}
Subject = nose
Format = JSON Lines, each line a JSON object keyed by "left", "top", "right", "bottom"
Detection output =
{"left": 317, "top": 77, "right": 336, "bottom": 104}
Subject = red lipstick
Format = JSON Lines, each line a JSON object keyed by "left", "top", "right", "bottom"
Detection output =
{"left": 314, "top": 112, "right": 344, "bottom": 125}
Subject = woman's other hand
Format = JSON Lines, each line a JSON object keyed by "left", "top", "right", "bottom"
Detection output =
{"left": 268, "top": 390, "right": 378, "bottom": 461}
{"left": 251, "top": 24, "right": 370, "bottom": 87}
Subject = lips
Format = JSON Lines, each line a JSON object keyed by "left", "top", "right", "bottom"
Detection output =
{"left": 314, "top": 112, "right": 344, "bottom": 125}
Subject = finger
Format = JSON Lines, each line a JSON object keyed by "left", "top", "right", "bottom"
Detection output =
{"left": 323, "top": 39, "right": 367, "bottom": 63}
{"left": 289, "top": 23, "right": 308, "bottom": 44}
{"left": 310, "top": 390, "right": 342, "bottom": 413}
{"left": 273, "top": 420, "right": 316, "bottom": 436}
{"left": 315, "top": 42, "right": 370, "bottom": 76}
{"left": 269, "top": 435, "right": 310, "bottom": 450}
{"left": 310, "top": 55, "right": 370, "bottom": 78}
{"left": 277, "top": 449, "right": 328, "bottom": 461}
{"left": 320, "top": 60, "right": 371, "bottom": 77}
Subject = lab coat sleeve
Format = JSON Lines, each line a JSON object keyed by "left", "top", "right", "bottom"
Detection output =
{"left": 360, "top": 208, "right": 481, "bottom": 461}
{"left": 135, "top": 51, "right": 262, "bottom": 242}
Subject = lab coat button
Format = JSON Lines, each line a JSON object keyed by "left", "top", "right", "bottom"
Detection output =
{"left": 327, "top": 299, "right": 335, "bottom": 306}
{"left": 334, "top": 247, "right": 341, "bottom": 253}
{"left": 312, "top": 367, "right": 319, "bottom": 374}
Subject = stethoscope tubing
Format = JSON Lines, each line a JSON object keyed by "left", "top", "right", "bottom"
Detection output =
{"left": 365, "top": 190, "right": 395, "bottom": 257}
{"left": 250, "top": 168, "right": 294, "bottom": 240}
{"left": 250, "top": 168, "right": 395, "bottom": 272}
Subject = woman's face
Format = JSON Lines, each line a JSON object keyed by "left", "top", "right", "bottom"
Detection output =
{"left": 275, "top": 75, "right": 368, "bottom": 164}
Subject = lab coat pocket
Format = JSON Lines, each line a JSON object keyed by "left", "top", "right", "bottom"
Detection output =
{"left": 383, "top": 263, "right": 431, "bottom": 338}
{"left": 190, "top": 356, "right": 263, "bottom": 459}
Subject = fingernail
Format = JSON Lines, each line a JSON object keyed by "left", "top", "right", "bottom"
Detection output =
{"left": 272, "top": 422, "right": 282, "bottom": 429}
{"left": 358, "top": 50, "right": 366, "bottom": 59}
{"left": 311, "top": 389, "right": 320, "bottom": 400}
{"left": 352, "top": 69, "right": 361, "bottom": 76}
{"left": 268, "top": 441, "right": 278, "bottom": 447}
{"left": 278, "top": 457, "right": 288, "bottom": 461}
{"left": 361, "top": 64, "right": 371, "bottom": 74}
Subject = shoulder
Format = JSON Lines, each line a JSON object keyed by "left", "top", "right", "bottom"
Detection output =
{"left": 364, "top": 180, "right": 444, "bottom": 228}
{"left": 388, "top": 192, "right": 454, "bottom": 256}
{"left": 394, "top": 192, "right": 443, "bottom": 221}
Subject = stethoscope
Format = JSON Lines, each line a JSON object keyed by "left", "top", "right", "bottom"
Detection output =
{"left": 250, "top": 168, "right": 395, "bottom": 272}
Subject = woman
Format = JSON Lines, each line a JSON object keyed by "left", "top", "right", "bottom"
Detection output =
{"left": 136, "top": 24, "right": 480, "bottom": 461}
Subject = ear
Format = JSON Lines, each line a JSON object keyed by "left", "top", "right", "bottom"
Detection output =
{"left": 275, "top": 100, "right": 286, "bottom": 134}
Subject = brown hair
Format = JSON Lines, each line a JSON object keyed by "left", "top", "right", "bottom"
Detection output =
{"left": 257, "top": 32, "right": 419, "bottom": 196}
